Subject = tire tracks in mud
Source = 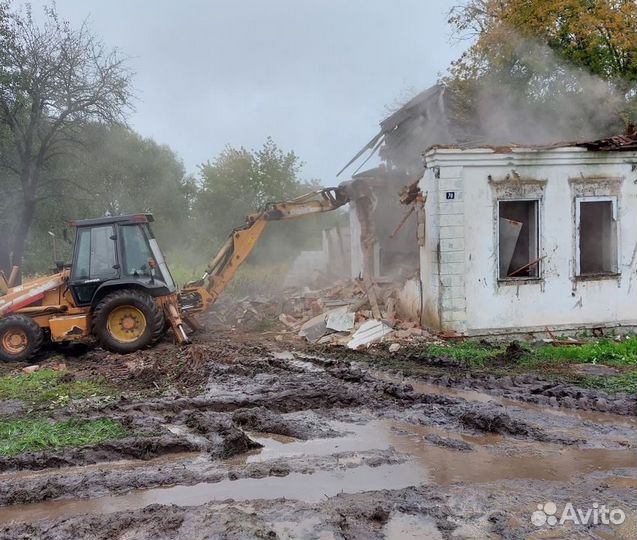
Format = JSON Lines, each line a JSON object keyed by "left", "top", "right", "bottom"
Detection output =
{"left": 0, "top": 347, "right": 635, "bottom": 539}
{"left": 0, "top": 355, "right": 590, "bottom": 475}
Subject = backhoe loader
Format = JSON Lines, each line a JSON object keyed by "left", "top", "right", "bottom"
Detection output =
{"left": 0, "top": 187, "right": 349, "bottom": 361}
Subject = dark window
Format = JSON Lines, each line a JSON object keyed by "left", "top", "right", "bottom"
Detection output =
{"left": 578, "top": 199, "right": 617, "bottom": 275}
{"left": 120, "top": 225, "right": 154, "bottom": 277}
{"left": 72, "top": 226, "right": 118, "bottom": 280}
{"left": 498, "top": 200, "right": 539, "bottom": 279}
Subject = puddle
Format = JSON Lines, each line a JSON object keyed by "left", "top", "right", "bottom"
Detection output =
{"left": 243, "top": 419, "right": 636, "bottom": 484}
{"left": 386, "top": 421, "right": 636, "bottom": 484}
{"left": 368, "top": 369, "right": 637, "bottom": 427}
{"left": 0, "top": 418, "right": 634, "bottom": 524}
{"left": 369, "top": 370, "right": 498, "bottom": 405}
{"left": 238, "top": 421, "right": 500, "bottom": 465}
{"left": 0, "top": 462, "right": 429, "bottom": 523}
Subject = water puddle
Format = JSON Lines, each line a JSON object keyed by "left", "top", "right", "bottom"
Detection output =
{"left": 0, "top": 418, "right": 634, "bottom": 524}
{"left": 235, "top": 421, "right": 500, "bottom": 465}
{"left": 239, "top": 419, "right": 636, "bottom": 484}
{"left": 0, "top": 462, "right": 428, "bottom": 523}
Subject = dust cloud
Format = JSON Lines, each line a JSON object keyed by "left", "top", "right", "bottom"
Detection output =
{"left": 463, "top": 35, "right": 629, "bottom": 146}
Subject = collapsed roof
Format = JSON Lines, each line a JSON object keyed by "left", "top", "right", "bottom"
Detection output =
{"left": 340, "top": 84, "right": 634, "bottom": 176}
{"left": 339, "top": 85, "right": 464, "bottom": 176}
{"left": 576, "top": 133, "right": 637, "bottom": 151}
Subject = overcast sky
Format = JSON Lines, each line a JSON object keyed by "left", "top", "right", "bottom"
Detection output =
{"left": 27, "top": 0, "right": 466, "bottom": 183}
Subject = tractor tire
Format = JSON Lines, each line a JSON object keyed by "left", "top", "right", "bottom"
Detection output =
{"left": 92, "top": 289, "right": 165, "bottom": 354}
{"left": 0, "top": 314, "right": 43, "bottom": 362}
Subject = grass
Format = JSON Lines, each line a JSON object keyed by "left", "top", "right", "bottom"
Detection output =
{"left": 425, "top": 337, "right": 636, "bottom": 369}
{"left": 0, "top": 368, "right": 114, "bottom": 405}
{"left": 0, "top": 418, "right": 129, "bottom": 456}
{"left": 425, "top": 341, "right": 500, "bottom": 367}
{"left": 368, "top": 336, "right": 636, "bottom": 394}
{"left": 532, "top": 338, "right": 636, "bottom": 366}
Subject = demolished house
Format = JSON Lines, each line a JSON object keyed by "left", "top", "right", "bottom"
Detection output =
{"left": 342, "top": 85, "right": 637, "bottom": 336}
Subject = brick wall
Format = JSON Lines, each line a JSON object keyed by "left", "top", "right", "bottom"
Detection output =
{"left": 436, "top": 167, "right": 467, "bottom": 332}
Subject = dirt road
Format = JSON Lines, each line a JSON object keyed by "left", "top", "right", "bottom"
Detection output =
{"left": 0, "top": 333, "right": 634, "bottom": 539}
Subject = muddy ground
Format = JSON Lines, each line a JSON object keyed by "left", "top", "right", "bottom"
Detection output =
{"left": 0, "top": 330, "right": 635, "bottom": 540}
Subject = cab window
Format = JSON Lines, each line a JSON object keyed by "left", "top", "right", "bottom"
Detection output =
{"left": 120, "top": 225, "right": 154, "bottom": 277}
{"left": 72, "top": 226, "right": 118, "bottom": 280}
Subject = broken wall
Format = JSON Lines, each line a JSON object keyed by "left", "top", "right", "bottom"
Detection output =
{"left": 345, "top": 169, "right": 420, "bottom": 281}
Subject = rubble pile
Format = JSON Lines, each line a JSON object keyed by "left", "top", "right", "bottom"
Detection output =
{"left": 211, "top": 278, "right": 430, "bottom": 349}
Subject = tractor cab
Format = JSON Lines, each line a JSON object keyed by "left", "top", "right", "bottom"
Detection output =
{"left": 69, "top": 213, "right": 176, "bottom": 307}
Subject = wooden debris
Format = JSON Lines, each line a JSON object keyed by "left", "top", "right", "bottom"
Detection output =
{"left": 507, "top": 255, "right": 547, "bottom": 277}
{"left": 544, "top": 326, "right": 584, "bottom": 346}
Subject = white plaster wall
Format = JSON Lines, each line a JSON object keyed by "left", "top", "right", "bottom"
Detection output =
{"left": 424, "top": 147, "right": 637, "bottom": 334}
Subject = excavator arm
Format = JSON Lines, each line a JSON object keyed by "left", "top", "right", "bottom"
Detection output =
{"left": 177, "top": 187, "right": 349, "bottom": 329}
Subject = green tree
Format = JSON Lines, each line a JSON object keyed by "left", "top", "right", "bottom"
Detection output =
{"left": 0, "top": 3, "right": 133, "bottom": 278}
{"left": 192, "top": 138, "right": 325, "bottom": 267}
{"left": 21, "top": 124, "right": 194, "bottom": 275}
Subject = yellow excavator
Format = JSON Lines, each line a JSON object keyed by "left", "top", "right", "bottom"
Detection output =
{"left": 0, "top": 187, "right": 349, "bottom": 361}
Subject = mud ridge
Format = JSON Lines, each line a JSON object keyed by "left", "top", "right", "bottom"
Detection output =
{"left": 0, "top": 448, "right": 403, "bottom": 507}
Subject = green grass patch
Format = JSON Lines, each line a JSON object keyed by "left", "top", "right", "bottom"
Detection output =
{"left": 426, "top": 341, "right": 498, "bottom": 367}
{"left": 0, "top": 368, "right": 114, "bottom": 405}
{"left": 425, "top": 337, "right": 636, "bottom": 369}
{"left": 532, "top": 338, "right": 636, "bottom": 367}
{"left": 366, "top": 336, "right": 637, "bottom": 394}
{"left": 0, "top": 418, "right": 129, "bottom": 456}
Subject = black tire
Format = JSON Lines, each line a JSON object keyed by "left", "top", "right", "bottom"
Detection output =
{"left": 91, "top": 289, "right": 165, "bottom": 354}
{"left": 0, "top": 314, "right": 43, "bottom": 362}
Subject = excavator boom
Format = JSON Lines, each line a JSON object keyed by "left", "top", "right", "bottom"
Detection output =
{"left": 0, "top": 187, "right": 349, "bottom": 358}
{"left": 177, "top": 187, "right": 349, "bottom": 322}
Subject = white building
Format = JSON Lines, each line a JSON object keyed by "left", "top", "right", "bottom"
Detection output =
{"left": 415, "top": 141, "right": 637, "bottom": 335}
{"left": 341, "top": 85, "right": 636, "bottom": 335}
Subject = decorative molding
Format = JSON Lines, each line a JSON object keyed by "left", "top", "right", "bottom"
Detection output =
{"left": 569, "top": 176, "right": 623, "bottom": 197}
{"left": 425, "top": 147, "right": 637, "bottom": 168}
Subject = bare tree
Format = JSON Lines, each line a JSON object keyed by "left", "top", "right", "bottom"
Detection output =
{"left": 0, "top": 3, "right": 133, "bottom": 279}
